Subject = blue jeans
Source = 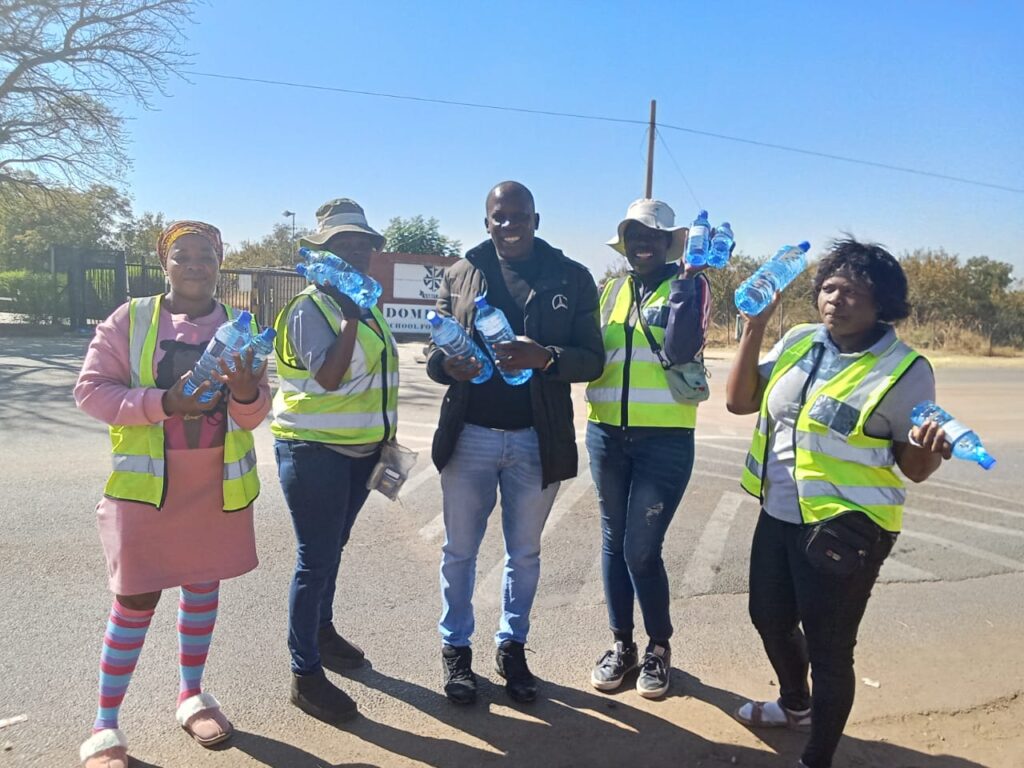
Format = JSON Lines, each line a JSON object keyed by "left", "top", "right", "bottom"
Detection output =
{"left": 586, "top": 423, "right": 695, "bottom": 643}
{"left": 439, "top": 425, "right": 560, "bottom": 648}
{"left": 275, "top": 439, "right": 379, "bottom": 674}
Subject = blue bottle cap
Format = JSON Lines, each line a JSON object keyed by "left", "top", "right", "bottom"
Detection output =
{"left": 798, "top": 241, "right": 811, "bottom": 252}
{"left": 474, "top": 296, "right": 488, "bottom": 309}
{"left": 699, "top": 210, "right": 708, "bottom": 218}
{"left": 295, "top": 263, "right": 308, "bottom": 277}
{"left": 262, "top": 328, "right": 277, "bottom": 341}
{"left": 979, "top": 454, "right": 996, "bottom": 470}
{"left": 426, "top": 310, "right": 441, "bottom": 325}
{"left": 298, "top": 246, "right": 310, "bottom": 257}
{"left": 237, "top": 310, "right": 252, "bottom": 325}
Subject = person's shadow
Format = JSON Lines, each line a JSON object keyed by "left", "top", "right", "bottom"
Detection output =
{"left": 222, "top": 663, "right": 993, "bottom": 767}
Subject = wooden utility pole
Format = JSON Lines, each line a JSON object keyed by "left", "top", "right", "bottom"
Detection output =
{"left": 645, "top": 99, "right": 656, "bottom": 198}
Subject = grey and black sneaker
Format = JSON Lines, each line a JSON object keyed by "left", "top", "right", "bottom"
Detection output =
{"left": 442, "top": 644, "right": 477, "bottom": 705}
{"left": 590, "top": 641, "right": 639, "bottom": 691}
{"left": 636, "top": 644, "right": 671, "bottom": 699}
{"left": 318, "top": 623, "right": 366, "bottom": 672}
{"left": 495, "top": 640, "right": 538, "bottom": 703}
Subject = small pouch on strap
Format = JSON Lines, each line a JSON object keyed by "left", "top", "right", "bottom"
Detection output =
{"left": 366, "top": 439, "right": 420, "bottom": 501}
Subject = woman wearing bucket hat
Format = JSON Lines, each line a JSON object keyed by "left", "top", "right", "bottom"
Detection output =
{"left": 74, "top": 221, "right": 269, "bottom": 767}
{"left": 585, "top": 199, "right": 713, "bottom": 698}
{"left": 271, "top": 198, "right": 399, "bottom": 724}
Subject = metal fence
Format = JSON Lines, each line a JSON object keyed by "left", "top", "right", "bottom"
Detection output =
{"left": 53, "top": 247, "right": 308, "bottom": 329}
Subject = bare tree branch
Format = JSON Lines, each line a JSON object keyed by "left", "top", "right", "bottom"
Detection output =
{"left": 0, "top": 0, "right": 194, "bottom": 193}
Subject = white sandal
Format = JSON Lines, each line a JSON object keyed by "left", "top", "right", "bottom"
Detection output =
{"left": 79, "top": 728, "right": 128, "bottom": 767}
{"left": 734, "top": 699, "right": 812, "bottom": 731}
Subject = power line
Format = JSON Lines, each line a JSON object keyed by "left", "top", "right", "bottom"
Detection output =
{"left": 190, "top": 71, "right": 1024, "bottom": 195}
{"left": 655, "top": 128, "right": 702, "bottom": 210}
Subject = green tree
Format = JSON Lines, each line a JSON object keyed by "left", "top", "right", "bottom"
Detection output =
{"left": 383, "top": 215, "right": 461, "bottom": 257}
{"left": 0, "top": 181, "right": 130, "bottom": 270}
{"left": 224, "top": 222, "right": 312, "bottom": 268}
{"left": 0, "top": 0, "right": 193, "bottom": 194}
{"left": 117, "top": 211, "right": 167, "bottom": 262}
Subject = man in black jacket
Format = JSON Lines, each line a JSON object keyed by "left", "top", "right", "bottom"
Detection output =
{"left": 426, "top": 181, "right": 603, "bottom": 705}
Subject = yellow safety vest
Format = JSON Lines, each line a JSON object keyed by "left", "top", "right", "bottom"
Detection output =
{"left": 270, "top": 286, "right": 398, "bottom": 445}
{"left": 586, "top": 275, "right": 698, "bottom": 428}
{"left": 104, "top": 295, "right": 261, "bottom": 512}
{"left": 741, "top": 324, "right": 921, "bottom": 532}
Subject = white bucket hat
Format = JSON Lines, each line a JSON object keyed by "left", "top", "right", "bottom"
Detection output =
{"left": 606, "top": 198, "right": 688, "bottom": 261}
{"left": 299, "top": 198, "right": 385, "bottom": 250}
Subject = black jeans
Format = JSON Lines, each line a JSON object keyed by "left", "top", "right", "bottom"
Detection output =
{"left": 748, "top": 510, "right": 896, "bottom": 768}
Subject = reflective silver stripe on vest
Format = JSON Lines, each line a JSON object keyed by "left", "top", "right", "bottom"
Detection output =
{"left": 798, "top": 431, "right": 893, "bottom": 467}
{"left": 273, "top": 410, "right": 395, "bottom": 431}
{"left": 807, "top": 338, "right": 914, "bottom": 416}
{"left": 111, "top": 453, "right": 166, "bottom": 476}
{"left": 605, "top": 345, "right": 664, "bottom": 367}
{"left": 745, "top": 452, "right": 761, "bottom": 478}
{"left": 600, "top": 278, "right": 629, "bottom": 326}
{"left": 224, "top": 448, "right": 258, "bottom": 481}
{"left": 128, "top": 296, "right": 159, "bottom": 388}
{"left": 278, "top": 371, "right": 400, "bottom": 396}
{"left": 796, "top": 479, "right": 906, "bottom": 507}
{"left": 587, "top": 386, "right": 678, "bottom": 405}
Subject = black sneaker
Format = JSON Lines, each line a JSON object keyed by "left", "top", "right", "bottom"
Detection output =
{"left": 494, "top": 640, "right": 538, "bottom": 703}
{"left": 636, "top": 644, "right": 671, "bottom": 699}
{"left": 318, "top": 624, "right": 366, "bottom": 671}
{"left": 442, "top": 644, "right": 477, "bottom": 705}
{"left": 590, "top": 641, "right": 639, "bottom": 691}
{"left": 290, "top": 668, "right": 358, "bottom": 723}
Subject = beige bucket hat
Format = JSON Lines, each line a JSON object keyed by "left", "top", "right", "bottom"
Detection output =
{"left": 606, "top": 198, "right": 688, "bottom": 261}
{"left": 299, "top": 198, "right": 385, "bottom": 250}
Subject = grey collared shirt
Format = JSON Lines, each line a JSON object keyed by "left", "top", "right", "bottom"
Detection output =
{"left": 756, "top": 324, "right": 935, "bottom": 523}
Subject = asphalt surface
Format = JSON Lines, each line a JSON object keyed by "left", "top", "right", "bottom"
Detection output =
{"left": 1, "top": 335, "right": 1022, "bottom": 767}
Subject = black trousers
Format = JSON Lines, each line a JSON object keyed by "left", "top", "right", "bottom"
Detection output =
{"left": 748, "top": 510, "right": 895, "bottom": 768}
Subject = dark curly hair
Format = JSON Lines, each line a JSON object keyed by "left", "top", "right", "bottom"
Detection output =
{"left": 813, "top": 237, "right": 911, "bottom": 322}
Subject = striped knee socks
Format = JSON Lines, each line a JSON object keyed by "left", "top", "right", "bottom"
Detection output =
{"left": 93, "top": 600, "right": 155, "bottom": 732}
{"left": 177, "top": 581, "right": 220, "bottom": 705}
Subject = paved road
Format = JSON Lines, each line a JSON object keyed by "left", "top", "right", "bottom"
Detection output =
{"left": 1, "top": 336, "right": 1022, "bottom": 767}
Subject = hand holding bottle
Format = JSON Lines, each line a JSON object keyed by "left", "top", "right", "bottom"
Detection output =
{"left": 162, "top": 371, "right": 223, "bottom": 418}
{"left": 213, "top": 347, "right": 264, "bottom": 404}
{"left": 909, "top": 419, "right": 954, "bottom": 460}
{"left": 493, "top": 337, "right": 551, "bottom": 372}
{"left": 739, "top": 291, "right": 781, "bottom": 331}
{"left": 442, "top": 354, "right": 485, "bottom": 382}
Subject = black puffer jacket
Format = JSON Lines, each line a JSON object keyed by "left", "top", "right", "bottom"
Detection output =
{"left": 427, "top": 239, "right": 604, "bottom": 488}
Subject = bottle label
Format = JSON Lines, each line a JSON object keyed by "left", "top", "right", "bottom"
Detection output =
{"left": 939, "top": 418, "right": 971, "bottom": 444}
{"left": 689, "top": 225, "right": 708, "bottom": 244}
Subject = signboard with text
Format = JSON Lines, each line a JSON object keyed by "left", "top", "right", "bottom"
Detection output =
{"left": 383, "top": 303, "right": 432, "bottom": 334}
{"left": 393, "top": 262, "right": 446, "bottom": 300}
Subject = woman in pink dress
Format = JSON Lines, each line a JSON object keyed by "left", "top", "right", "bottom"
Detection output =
{"left": 74, "top": 221, "right": 270, "bottom": 768}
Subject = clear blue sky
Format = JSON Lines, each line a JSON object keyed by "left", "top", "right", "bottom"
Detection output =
{"left": 124, "top": 0, "right": 1024, "bottom": 277}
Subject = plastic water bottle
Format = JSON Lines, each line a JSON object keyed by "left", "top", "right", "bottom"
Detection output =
{"left": 685, "top": 210, "right": 711, "bottom": 267}
{"left": 183, "top": 311, "right": 253, "bottom": 403}
{"left": 910, "top": 401, "right": 996, "bottom": 470}
{"left": 734, "top": 241, "right": 811, "bottom": 316}
{"left": 238, "top": 328, "right": 277, "bottom": 373}
{"left": 427, "top": 311, "right": 493, "bottom": 385}
{"left": 296, "top": 246, "right": 382, "bottom": 309}
{"left": 708, "top": 222, "right": 734, "bottom": 268}
{"left": 473, "top": 296, "right": 532, "bottom": 386}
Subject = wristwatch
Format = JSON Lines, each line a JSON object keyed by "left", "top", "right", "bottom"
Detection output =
{"left": 542, "top": 347, "right": 559, "bottom": 373}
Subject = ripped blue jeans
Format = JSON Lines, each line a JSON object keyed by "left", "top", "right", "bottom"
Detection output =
{"left": 586, "top": 422, "right": 695, "bottom": 643}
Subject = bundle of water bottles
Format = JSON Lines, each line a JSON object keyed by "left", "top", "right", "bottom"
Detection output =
{"left": 294, "top": 246, "right": 382, "bottom": 308}
{"left": 183, "top": 312, "right": 276, "bottom": 403}
{"left": 428, "top": 297, "right": 532, "bottom": 388}
{"left": 683, "top": 210, "right": 735, "bottom": 269}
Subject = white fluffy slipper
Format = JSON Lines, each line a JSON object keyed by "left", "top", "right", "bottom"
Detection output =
{"left": 79, "top": 728, "right": 128, "bottom": 765}
{"left": 176, "top": 692, "right": 233, "bottom": 746}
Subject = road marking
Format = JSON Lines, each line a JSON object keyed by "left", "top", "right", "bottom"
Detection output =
{"left": 878, "top": 557, "right": 938, "bottom": 582}
{"left": 925, "top": 478, "right": 1023, "bottom": 507}
{"left": 909, "top": 492, "right": 1024, "bottom": 521}
{"left": 475, "top": 476, "right": 594, "bottom": 607}
{"left": 906, "top": 507, "right": 1024, "bottom": 538}
{"left": 901, "top": 530, "right": 1024, "bottom": 571}
{"left": 682, "top": 492, "right": 747, "bottom": 594}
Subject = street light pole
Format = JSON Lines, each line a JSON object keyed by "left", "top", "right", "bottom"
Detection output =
{"left": 282, "top": 210, "right": 296, "bottom": 242}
